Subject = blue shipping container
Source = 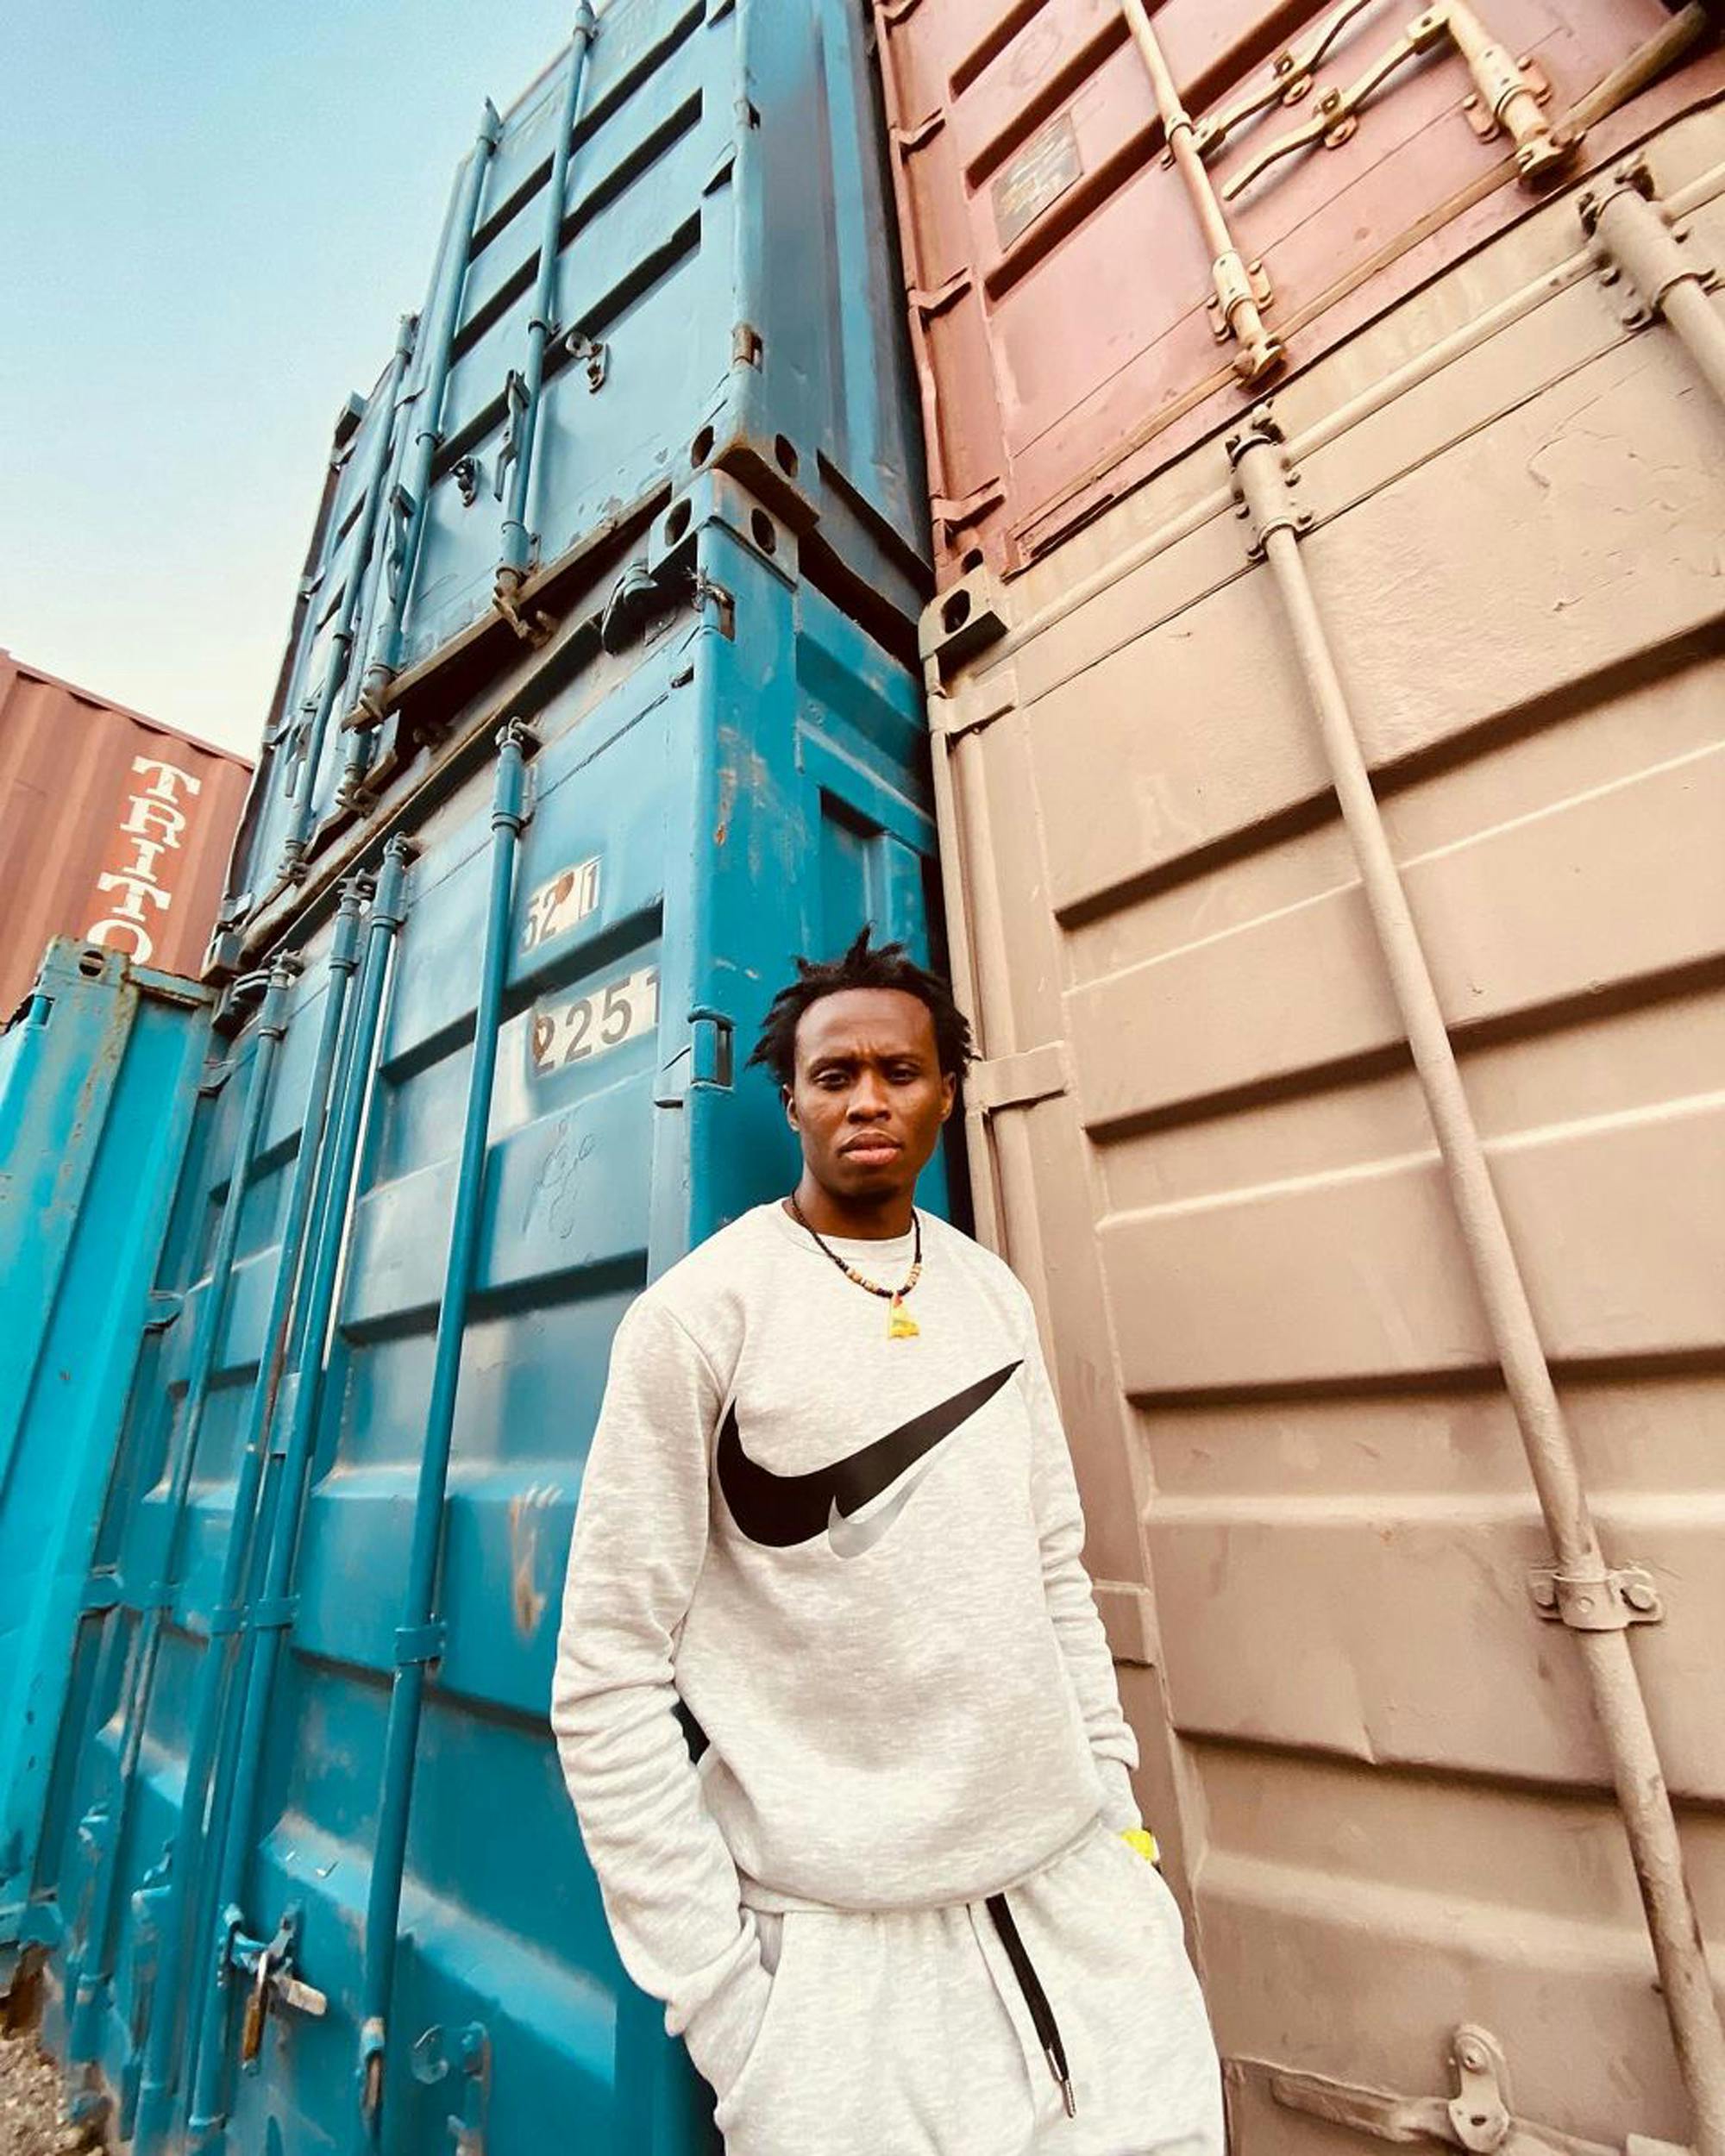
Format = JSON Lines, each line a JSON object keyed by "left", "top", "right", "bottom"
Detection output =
{"left": 19, "top": 492, "right": 948, "bottom": 2156}
{"left": 223, "top": 0, "right": 927, "bottom": 937}
{"left": 0, "top": 943, "right": 212, "bottom": 1988}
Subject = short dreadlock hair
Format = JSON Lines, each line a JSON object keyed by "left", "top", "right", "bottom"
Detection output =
{"left": 748, "top": 928, "right": 974, "bottom": 1092}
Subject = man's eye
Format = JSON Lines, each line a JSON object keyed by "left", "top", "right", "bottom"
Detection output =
{"left": 817, "top": 1073, "right": 848, "bottom": 1088}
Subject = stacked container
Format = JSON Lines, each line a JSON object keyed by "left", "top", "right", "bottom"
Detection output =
{"left": 3, "top": 7, "right": 944, "bottom": 2154}
{"left": 0, "top": 655, "right": 250, "bottom": 1018}
{"left": 874, "top": 3, "right": 1725, "bottom": 2150}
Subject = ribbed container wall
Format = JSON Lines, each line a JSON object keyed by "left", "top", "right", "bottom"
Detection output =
{"left": 0, "top": 946, "right": 213, "bottom": 1984}
{"left": 0, "top": 2, "right": 950, "bottom": 2150}
{"left": 875, "top": 0, "right": 1722, "bottom": 579}
{"left": 220, "top": 0, "right": 929, "bottom": 957}
{"left": 17, "top": 461, "right": 945, "bottom": 2156}
{"left": 0, "top": 655, "right": 251, "bottom": 1018}
{"left": 888, "top": 8, "right": 1725, "bottom": 2144}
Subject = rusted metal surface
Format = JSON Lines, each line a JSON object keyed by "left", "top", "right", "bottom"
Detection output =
{"left": 874, "top": 0, "right": 1723, "bottom": 579}
{"left": 0, "top": 655, "right": 251, "bottom": 1012}
{"left": 918, "top": 100, "right": 1725, "bottom": 2156}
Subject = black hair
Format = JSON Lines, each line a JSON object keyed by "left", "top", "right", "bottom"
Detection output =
{"left": 747, "top": 927, "right": 974, "bottom": 1091}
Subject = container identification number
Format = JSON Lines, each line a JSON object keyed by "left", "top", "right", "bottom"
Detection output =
{"left": 523, "top": 857, "right": 601, "bottom": 954}
{"left": 530, "top": 965, "right": 659, "bottom": 1077}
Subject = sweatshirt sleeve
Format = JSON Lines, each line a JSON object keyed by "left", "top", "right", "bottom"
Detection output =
{"left": 1020, "top": 1307, "right": 1145, "bottom": 1833}
{"left": 550, "top": 1295, "right": 769, "bottom": 2102}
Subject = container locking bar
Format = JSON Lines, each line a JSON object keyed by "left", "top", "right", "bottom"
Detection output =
{"left": 1120, "top": 0, "right": 1283, "bottom": 381}
{"left": 1229, "top": 405, "right": 1725, "bottom": 2156}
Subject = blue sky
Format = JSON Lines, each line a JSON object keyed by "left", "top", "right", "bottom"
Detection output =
{"left": 2, "top": 3, "right": 585, "bottom": 758}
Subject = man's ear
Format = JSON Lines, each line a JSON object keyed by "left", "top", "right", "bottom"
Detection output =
{"left": 938, "top": 1071, "right": 957, "bottom": 1123}
{"left": 783, "top": 1082, "right": 800, "bottom": 1131}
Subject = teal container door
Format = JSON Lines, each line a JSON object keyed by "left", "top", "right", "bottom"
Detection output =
{"left": 0, "top": 945, "right": 211, "bottom": 1989}
{"left": 28, "top": 486, "right": 946, "bottom": 2156}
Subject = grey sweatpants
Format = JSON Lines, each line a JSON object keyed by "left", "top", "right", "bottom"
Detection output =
{"left": 713, "top": 1820, "right": 1223, "bottom": 2156}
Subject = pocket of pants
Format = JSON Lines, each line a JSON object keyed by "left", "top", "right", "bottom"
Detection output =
{"left": 713, "top": 1912, "right": 804, "bottom": 2134}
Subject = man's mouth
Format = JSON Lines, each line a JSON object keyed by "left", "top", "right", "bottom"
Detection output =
{"left": 840, "top": 1137, "right": 902, "bottom": 1161}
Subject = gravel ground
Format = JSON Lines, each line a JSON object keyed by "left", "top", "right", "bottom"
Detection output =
{"left": 0, "top": 2031, "right": 85, "bottom": 2156}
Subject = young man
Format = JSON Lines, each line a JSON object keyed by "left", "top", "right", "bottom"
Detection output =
{"left": 552, "top": 931, "right": 1220, "bottom": 2155}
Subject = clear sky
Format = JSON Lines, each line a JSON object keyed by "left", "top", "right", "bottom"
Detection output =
{"left": 2, "top": 3, "right": 586, "bottom": 759}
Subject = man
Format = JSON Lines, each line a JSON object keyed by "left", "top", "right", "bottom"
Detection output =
{"left": 552, "top": 930, "right": 1221, "bottom": 2154}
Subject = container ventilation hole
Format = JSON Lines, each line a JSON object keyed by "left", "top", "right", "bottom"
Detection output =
{"left": 941, "top": 590, "right": 972, "bottom": 635}
{"left": 666, "top": 501, "right": 692, "bottom": 547}
{"left": 774, "top": 435, "right": 799, "bottom": 478}
{"left": 691, "top": 426, "right": 715, "bottom": 469}
{"left": 78, "top": 949, "right": 107, "bottom": 978}
{"left": 962, "top": 548, "right": 984, "bottom": 571}
{"left": 750, "top": 511, "right": 776, "bottom": 555}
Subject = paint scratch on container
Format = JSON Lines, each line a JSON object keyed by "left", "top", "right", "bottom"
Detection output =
{"left": 508, "top": 1483, "right": 561, "bottom": 1639}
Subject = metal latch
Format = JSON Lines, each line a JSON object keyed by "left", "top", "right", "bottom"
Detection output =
{"left": 413, "top": 2021, "right": 492, "bottom": 2156}
{"left": 229, "top": 1907, "right": 328, "bottom": 2067}
{"left": 493, "top": 369, "right": 528, "bottom": 501}
{"left": 1247, "top": 2023, "right": 1686, "bottom": 2156}
{"left": 563, "top": 329, "right": 609, "bottom": 391}
{"left": 1217, "top": 3, "right": 1571, "bottom": 202}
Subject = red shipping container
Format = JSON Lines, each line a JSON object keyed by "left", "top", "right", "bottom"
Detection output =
{"left": 874, "top": 0, "right": 1722, "bottom": 580}
{"left": 0, "top": 651, "right": 251, "bottom": 1012}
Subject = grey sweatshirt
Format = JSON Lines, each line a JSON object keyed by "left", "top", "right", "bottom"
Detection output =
{"left": 550, "top": 1201, "right": 1142, "bottom": 2103}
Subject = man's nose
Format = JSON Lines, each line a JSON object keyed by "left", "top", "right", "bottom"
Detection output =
{"left": 847, "top": 1075, "right": 888, "bottom": 1118}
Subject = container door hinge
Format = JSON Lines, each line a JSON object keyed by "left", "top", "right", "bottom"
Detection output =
{"left": 1247, "top": 2025, "right": 1684, "bottom": 2156}
{"left": 1528, "top": 1563, "right": 1663, "bottom": 1631}
{"left": 967, "top": 1042, "right": 1069, "bottom": 1117}
{"left": 928, "top": 664, "right": 1019, "bottom": 742}
{"left": 910, "top": 270, "right": 973, "bottom": 320}
{"left": 654, "top": 1011, "right": 734, "bottom": 1107}
{"left": 731, "top": 321, "right": 762, "bottom": 368}
{"left": 894, "top": 112, "right": 944, "bottom": 156}
{"left": 413, "top": 2021, "right": 492, "bottom": 2156}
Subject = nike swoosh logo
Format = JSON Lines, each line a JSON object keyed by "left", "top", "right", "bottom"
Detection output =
{"left": 717, "top": 1363, "right": 1021, "bottom": 1556}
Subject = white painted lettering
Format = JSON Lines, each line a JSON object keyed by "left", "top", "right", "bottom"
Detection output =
{"left": 130, "top": 756, "right": 203, "bottom": 805}
{"left": 118, "top": 836, "right": 169, "bottom": 883}
{"left": 121, "top": 794, "right": 188, "bottom": 846}
{"left": 87, "top": 918, "right": 155, "bottom": 962}
{"left": 94, "top": 872, "right": 172, "bottom": 924}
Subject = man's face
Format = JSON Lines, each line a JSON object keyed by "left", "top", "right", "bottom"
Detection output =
{"left": 786, "top": 988, "right": 955, "bottom": 1203}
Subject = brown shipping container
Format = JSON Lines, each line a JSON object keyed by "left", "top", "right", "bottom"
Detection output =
{"left": 875, "top": 0, "right": 1724, "bottom": 580}
{"left": 0, "top": 653, "right": 252, "bottom": 1013}
{"left": 908, "top": 72, "right": 1725, "bottom": 2156}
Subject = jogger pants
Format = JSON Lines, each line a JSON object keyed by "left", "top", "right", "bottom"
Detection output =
{"left": 713, "top": 1820, "right": 1223, "bottom": 2156}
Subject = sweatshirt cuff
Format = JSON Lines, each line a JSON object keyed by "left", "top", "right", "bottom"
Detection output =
{"left": 1095, "top": 1754, "right": 1143, "bottom": 1833}
{"left": 672, "top": 1933, "right": 774, "bottom": 2103}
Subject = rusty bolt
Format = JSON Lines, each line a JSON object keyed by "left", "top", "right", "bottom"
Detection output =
{"left": 1530, "top": 1576, "right": 1558, "bottom": 1610}
{"left": 1457, "top": 2038, "right": 1487, "bottom": 2072}
{"left": 1624, "top": 1578, "right": 1659, "bottom": 1614}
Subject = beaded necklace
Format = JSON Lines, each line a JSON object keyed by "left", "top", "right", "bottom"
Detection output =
{"left": 788, "top": 1194, "right": 924, "bottom": 1339}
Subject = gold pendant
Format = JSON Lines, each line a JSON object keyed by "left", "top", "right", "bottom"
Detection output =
{"left": 888, "top": 1300, "right": 919, "bottom": 1340}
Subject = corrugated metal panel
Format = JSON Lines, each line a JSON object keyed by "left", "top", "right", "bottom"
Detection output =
{"left": 14, "top": 492, "right": 950, "bottom": 2156}
{"left": 875, "top": 0, "right": 1723, "bottom": 579}
{"left": 916, "top": 101, "right": 1725, "bottom": 2155}
{"left": 222, "top": 0, "right": 929, "bottom": 926}
{"left": 0, "top": 654, "right": 252, "bottom": 1012}
{"left": 0, "top": 943, "right": 213, "bottom": 1983}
